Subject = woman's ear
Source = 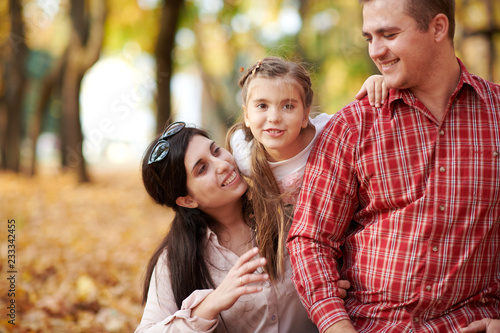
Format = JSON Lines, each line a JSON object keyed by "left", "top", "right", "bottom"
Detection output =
{"left": 175, "top": 195, "right": 199, "bottom": 209}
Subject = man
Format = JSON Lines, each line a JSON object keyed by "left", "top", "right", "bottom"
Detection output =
{"left": 286, "top": 0, "right": 500, "bottom": 332}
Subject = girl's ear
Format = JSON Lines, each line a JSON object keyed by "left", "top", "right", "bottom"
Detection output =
{"left": 175, "top": 195, "right": 199, "bottom": 209}
{"left": 302, "top": 107, "right": 311, "bottom": 128}
{"left": 243, "top": 105, "right": 250, "bottom": 127}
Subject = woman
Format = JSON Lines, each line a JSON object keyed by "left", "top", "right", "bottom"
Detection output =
{"left": 136, "top": 122, "right": 336, "bottom": 332}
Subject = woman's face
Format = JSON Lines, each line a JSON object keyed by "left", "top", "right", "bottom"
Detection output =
{"left": 180, "top": 135, "right": 248, "bottom": 212}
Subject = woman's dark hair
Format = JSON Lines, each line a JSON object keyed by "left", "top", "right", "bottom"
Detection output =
{"left": 141, "top": 126, "right": 217, "bottom": 308}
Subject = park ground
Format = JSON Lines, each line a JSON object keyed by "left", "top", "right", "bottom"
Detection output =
{"left": 0, "top": 166, "right": 172, "bottom": 332}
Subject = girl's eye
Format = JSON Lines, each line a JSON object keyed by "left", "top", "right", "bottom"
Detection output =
{"left": 283, "top": 104, "right": 294, "bottom": 111}
{"left": 213, "top": 146, "right": 221, "bottom": 156}
{"left": 257, "top": 103, "right": 267, "bottom": 110}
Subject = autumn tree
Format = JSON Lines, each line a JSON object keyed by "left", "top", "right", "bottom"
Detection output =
{"left": 60, "top": 0, "right": 106, "bottom": 182}
{"left": 1, "top": 0, "right": 28, "bottom": 172}
{"left": 155, "top": 0, "right": 184, "bottom": 134}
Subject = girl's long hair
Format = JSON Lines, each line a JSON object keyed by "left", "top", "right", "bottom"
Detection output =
{"left": 141, "top": 127, "right": 216, "bottom": 308}
{"left": 227, "top": 56, "right": 314, "bottom": 282}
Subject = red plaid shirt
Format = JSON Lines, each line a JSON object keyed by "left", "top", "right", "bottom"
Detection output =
{"left": 287, "top": 59, "right": 500, "bottom": 333}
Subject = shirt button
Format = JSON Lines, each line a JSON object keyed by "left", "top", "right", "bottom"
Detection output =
{"left": 439, "top": 205, "right": 445, "bottom": 211}
{"left": 414, "top": 317, "right": 420, "bottom": 323}
{"left": 439, "top": 130, "right": 445, "bottom": 136}
{"left": 425, "top": 285, "right": 432, "bottom": 292}
{"left": 494, "top": 151, "right": 499, "bottom": 157}
{"left": 439, "top": 166, "right": 446, "bottom": 173}
{"left": 432, "top": 246, "right": 438, "bottom": 252}
{"left": 271, "top": 315, "right": 276, "bottom": 321}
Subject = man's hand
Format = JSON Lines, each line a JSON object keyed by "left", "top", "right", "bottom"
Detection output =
{"left": 337, "top": 280, "right": 351, "bottom": 299}
{"left": 324, "top": 319, "right": 358, "bottom": 333}
{"left": 461, "top": 319, "right": 500, "bottom": 333}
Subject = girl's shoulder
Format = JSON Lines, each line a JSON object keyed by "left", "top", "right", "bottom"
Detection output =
{"left": 310, "top": 113, "right": 334, "bottom": 135}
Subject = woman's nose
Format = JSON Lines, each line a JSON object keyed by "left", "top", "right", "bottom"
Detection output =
{"left": 215, "top": 159, "right": 230, "bottom": 174}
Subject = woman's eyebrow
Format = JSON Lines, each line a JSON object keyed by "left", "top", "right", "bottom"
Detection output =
{"left": 190, "top": 141, "right": 215, "bottom": 174}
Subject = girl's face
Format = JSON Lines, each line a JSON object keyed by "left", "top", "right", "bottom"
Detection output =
{"left": 179, "top": 135, "right": 248, "bottom": 213}
{"left": 244, "top": 76, "right": 310, "bottom": 162}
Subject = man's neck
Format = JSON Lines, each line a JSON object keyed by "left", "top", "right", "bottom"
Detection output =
{"left": 410, "top": 55, "right": 461, "bottom": 123}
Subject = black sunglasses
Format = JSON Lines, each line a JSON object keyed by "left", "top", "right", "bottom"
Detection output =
{"left": 148, "top": 122, "right": 186, "bottom": 165}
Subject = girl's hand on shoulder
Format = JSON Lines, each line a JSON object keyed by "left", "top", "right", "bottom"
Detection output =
{"left": 355, "top": 74, "right": 388, "bottom": 108}
{"left": 192, "top": 247, "right": 268, "bottom": 320}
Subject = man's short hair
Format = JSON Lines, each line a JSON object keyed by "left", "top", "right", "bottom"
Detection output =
{"left": 360, "top": 0, "right": 456, "bottom": 40}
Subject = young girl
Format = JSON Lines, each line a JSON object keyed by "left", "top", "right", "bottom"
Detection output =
{"left": 227, "top": 57, "right": 386, "bottom": 281}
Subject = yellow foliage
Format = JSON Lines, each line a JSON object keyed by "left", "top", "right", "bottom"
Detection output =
{"left": 0, "top": 168, "right": 172, "bottom": 332}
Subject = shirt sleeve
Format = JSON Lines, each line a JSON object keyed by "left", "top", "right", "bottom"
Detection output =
{"left": 135, "top": 258, "right": 219, "bottom": 333}
{"left": 286, "top": 110, "right": 360, "bottom": 333}
{"left": 229, "top": 128, "right": 252, "bottom": 177}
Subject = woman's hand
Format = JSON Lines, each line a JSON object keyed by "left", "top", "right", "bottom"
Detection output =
{"left": 337, "top": 279, "right": 351, "bottom": 299}
{"left": 355, "top": 74, "right": 388, "bottom": 108}
{"left": 191, "top": 247, "right": 268, "bottom": 320}
{"left": 461, "top": 319, "right": 500, "bottom": 333}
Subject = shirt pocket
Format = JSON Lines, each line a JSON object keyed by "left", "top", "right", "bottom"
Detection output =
{"left": 458, "top": 145, "right": 500, "bottom": 203}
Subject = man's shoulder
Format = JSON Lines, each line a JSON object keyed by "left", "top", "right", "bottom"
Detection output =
{"left": 319, "top": 98, "right": 382, "bottom": 141}
{"left": 462, "top": 67, "right": 500, "bottom": 101}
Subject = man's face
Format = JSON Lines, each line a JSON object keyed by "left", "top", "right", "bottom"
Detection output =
{"left": 362, "top": 0, "right": 436, "bottom": 91}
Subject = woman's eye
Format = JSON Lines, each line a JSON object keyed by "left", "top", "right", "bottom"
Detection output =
{"left": 198, "top": 164, "right": 207, "bottom": 174}
{"left": 213, "top": 146, "right": 221, "bottom": 156}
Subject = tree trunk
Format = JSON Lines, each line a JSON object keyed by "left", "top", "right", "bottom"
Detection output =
{"left": 155, "top": 0, "right": 184, "bottom": 134}
{"left": 61, "top": 0, "right": 106, "bottom": 182}
{"left": 3, "top": 0, "right": 28, "bottom": 172}
{"left": 27, "top": 51, "right": 68, "bottom": 176}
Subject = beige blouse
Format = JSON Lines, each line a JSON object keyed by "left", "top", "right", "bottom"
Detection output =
{"left": 135, "top": 228, "right": 318, "bottom": 333}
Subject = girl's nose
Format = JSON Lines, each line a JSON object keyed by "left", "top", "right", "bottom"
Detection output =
{"left": 267, "top": 107, "right": 281, "bottom": 123}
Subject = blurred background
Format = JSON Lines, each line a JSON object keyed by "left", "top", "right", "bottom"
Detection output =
{"left": 0, "top": 0, "right": 499, "bottom": 331}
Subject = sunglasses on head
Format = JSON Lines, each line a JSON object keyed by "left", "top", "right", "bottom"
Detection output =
{"left": 148, "top": 122, "right": 186, "bottom": 165}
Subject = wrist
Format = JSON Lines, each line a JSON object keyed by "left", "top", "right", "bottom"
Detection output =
{"left": 191, "top": 291, "right": 221, "bottom": 321}
{"left": 324, "top": 319, "right": 357, "bottom": 333}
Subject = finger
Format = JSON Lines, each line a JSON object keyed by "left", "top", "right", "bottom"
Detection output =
{"left": 337, "top": 279, "right": 351, "bottom": 290}
{"left": 381, "top": 81, "right": 388, "bottom": 104}
{"left": 461, "top": 319, "right": 489, "bottom": 332}
{"left": 367, "top": 81, "right": 376, "bottom": 106}
{"left": 375, "top": 81, "right": 383, "bottom": 107}
{"left": 355, "top": 83, "right": 367, "bottom": 100}
{"left": 338, "top": 288, "right": 347, "bottom": 299}
{"left": 240, "top": 273, "right": 269, "bottom": 286}
{"left": 239, "top": 257, "right": 267, "bottom": 275}
{"left": 234, "top": 247, "right": 260, "bottom": 268}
